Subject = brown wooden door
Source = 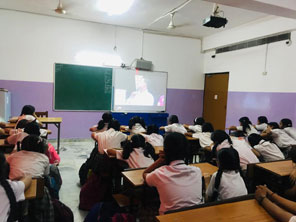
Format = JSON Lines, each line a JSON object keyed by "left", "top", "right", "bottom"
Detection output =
{"left": 203, "top": 73, "right": 229, "bottom": 130}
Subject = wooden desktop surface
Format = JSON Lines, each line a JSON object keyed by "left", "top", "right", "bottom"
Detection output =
{"left": 0, "top": 139, "right": 5, "bottom": 146}
{"left": 122, "top": 162, "right": 218, "bottom": 187}
{"left": 256, "top": 160, "right": 293, "bottom": 177}
{"left": 156, "top": 199, "right": 273, "bottom": 222}
{"left": 25, "top": 179, "right": 37, "bottom": 199}
{"left": 38, "top": 117, "right": 62, "bottom": 123}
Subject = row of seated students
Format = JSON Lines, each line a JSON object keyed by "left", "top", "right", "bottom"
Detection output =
{"left": 0, "top": 105, "right": 62, "bottom": 221}
{"left": 82, "top": 112, "right": 296, "bottom": 220}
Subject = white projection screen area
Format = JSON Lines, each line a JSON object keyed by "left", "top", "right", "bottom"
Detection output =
{"left": 112, "top": 69, "right": 168, "bottom": 112}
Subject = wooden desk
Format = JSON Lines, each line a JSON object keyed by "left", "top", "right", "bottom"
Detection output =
{"left": 154, "top": 146, "right": 163, "bottom": 154}
{"left": 38, "top": 117, "right": 62, "bottom": 154}
{"left": 0, "top": 139, "right": 5, "bottom": 146}
{"left": 255, "top": 160, "right": 293, "bottom": 177}
{"left": 156, "top": 199, "right": 273, "bottom": 222}
{"left": 122, "top": 162, "right": 218, "bottom": 187}
{"left": 25, "top": 178, "right": 44, "bottom": 200}
{"left": 4, "top": 123, "right": 16, "bottom": 128}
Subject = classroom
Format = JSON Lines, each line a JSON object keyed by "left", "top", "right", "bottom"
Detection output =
{"left": 1, "top": 0, "right": 296, "bottom": 221}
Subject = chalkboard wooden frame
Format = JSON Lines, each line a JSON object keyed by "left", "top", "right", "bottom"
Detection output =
{"left": 54, "top": 63, "right": 113, "bottom": 111}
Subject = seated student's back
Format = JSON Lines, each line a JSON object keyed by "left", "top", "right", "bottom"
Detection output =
{"left": 192, "top": 122, "right": 214, "bottom": 148}
{"left": 206, "top": 148, "right": 247, "bottom": 201}
{"left": 89, "top": 112, "right": 113, "bottom": 132}
{"left": 7, "top": 135, "right": 49, "bottom": 180}
{"left": 128, "top": 116, "right": 146, "bottom": 134}
{"left": 164, "top": 115, "right": 187, "bottom": 134}
{"left": 111, "top": 134, "right": 155, "bottom": 168}
{"left": 92, "top": 119, "right": 127, "bottom": 154}
{"left": 188, "top": 117, "right": 205, "bottom": 133}
{"left": 280, "top": 118, "right": 296, "bottom": 141}
{"left": 141, "top": 124, "right": 164, "bottom": 147}
{"left": 143, "top": 133, "right": 203, "bottom": 214}
{"left": 255, "top": 116, "right": 268, "bottom": 132}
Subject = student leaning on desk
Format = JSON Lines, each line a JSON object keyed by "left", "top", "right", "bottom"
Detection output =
{"left": 0, "top": 152, "right": 32, "bottom": 221}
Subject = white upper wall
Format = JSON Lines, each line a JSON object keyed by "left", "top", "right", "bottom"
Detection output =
{"left": 0, "top": 9, "right": 204, "bottom": 90}
{"left": 203, "top": 16, "right": 296, "bottom": 93}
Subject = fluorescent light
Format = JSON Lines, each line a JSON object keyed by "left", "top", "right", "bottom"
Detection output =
{"left": 97, "top": 0, "right": 135, "bottom": 15}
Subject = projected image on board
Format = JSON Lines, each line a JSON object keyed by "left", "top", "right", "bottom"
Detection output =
{"left": 113, "top": 69, "right": 167, "bottom": 112}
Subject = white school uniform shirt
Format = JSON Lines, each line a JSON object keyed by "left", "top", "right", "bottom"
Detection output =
{"left": 192, "top": 132, "right": 213, "bottom": 148}
{"left": 271, "top": 129, "right": 296, "bottom": 148}
{"left": 6, "top": 150, "right": 49, "bottom": 180}
{"left": 255, "top": 123, "right": 268, "bottom": 132}
{"left": 116, "top": 148, "right": 154, "bottom": 168}
{"left": 95, "top": 128, "right": 127, "bottom": 154}
{"left": 164, "top": 123, "right": 187, "bottom": 134}
{"left": 236, "top": 124, "right": 259, "bottom": 136}
{"left": 289, "top": 216, "right": 296, "bottom": 222}
{"left": 217, "top": 138, "right": 259, "bottom": 170}
{"left": 130, "top": 123, "right": 146, "bottom": 134}
{"left": 253, "top": 140, "right": 284, "bottom": 162}
{"left": 188, "top": 125, "right": 202, "bottom": 133}
{"left": 141, "top": 133, "right": 164, "bottom": 147}
{"left": 206, "top": 171, "right": 247, "bottom": 201}
{"left": 146, "top": 160, "right": 203, "bottom": 215}
{"left": 6, "top": 132, "right": 28, "bottom": 145}
{"left": 284, "top": 127, "right": 296, "bottom": 141}
{"left": 0, "top": 180, "right": 25, "bottom": 222}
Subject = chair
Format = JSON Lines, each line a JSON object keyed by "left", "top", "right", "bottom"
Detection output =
{"left": 35, "top": 111, "right": 48, "bottom": 138}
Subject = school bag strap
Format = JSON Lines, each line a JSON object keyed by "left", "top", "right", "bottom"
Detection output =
{"left": 1, "top": 179, "right": 18, "bottom": 222}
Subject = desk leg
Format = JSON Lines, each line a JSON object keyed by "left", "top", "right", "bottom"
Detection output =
{"left": 55, "top": 123, "right": 61, "bottom": 154}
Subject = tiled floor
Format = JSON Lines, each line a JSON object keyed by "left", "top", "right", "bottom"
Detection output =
{"left": 49, "top": 139, "right": 95, "bottom": 222}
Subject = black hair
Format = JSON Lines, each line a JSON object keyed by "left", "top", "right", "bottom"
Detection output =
{"left": 24, "top": 121, "right": 40, "bottom": 136}
{"left": 20, "top": 105, "right": 35, "bottom": 116}
{"left": 122, "top": 134, "right": 156, "bottom": 161}
{"left": 202, "top": 122, "right": 214, "bottom": 133}
{"left": 239, "top": 117, "right": 252, "bottom": 134}
{"left": 194, "top": 117, "right": 205, "bottom": 126}
{"left": 280, "top": 118, "right": 293, "bottom": 128}
{"left": 289, "top": 146, "right": 296, "bottom": 163}
{"left": 21, "top": 135, "right": 48, "bottom": 154}
{"left": 268, "top": 122, "right": 279, "bottom": 129}
{"left": 211, "top": 148, "right": 244, "bottom": 201}
{"left": 168, "top": 115, "right": 179, "bottom": 124}
{"left": 97, "top": 112, "right": 113, "bottom": 130}
{"left": 211, "top": 130, "right": 233, "bottom": 157}
{"left": 248, "top": 133, "right": 263, "bottom": 147}
{"left": 164, "top": 132, "right": 189, "bottom": 165}
{"left": 258, "top": 116, "right": 268, "bottom": 124}
{"left": 128, "top": 116, "right": 146, "bottom": 129}
{"left": 16, "top": 119, "right": 29, "bottom": 129}
{"left": 0, "top": 153, "right": 18, "bottom": 222}
{"left": 108, "top": 119, "right": 120, "bottom": 131}
{"left": 147, "top": 124, "right": 159, "bottom": 135}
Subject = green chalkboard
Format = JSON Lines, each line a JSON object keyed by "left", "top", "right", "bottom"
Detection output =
{"left": 54, "top": 63, "right": 112, "bottom": 111}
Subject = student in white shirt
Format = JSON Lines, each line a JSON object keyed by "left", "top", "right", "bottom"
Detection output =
{"left": 7, "top": 135, "right": 50, "bottom": 180}
{"left": 128, "top": 116, "right": 146, "bottom": 134}
{"left": 248, "top": 133, "right": 284, "bottom": 162}
{"left": 206, "top": 148, "right": 247, "bottom": 201}
{"left": 161, "top": 115, "right": 187, "bottom": 135}
{"left": 228, "top": 116, "right": 259, "bottom": 136}
{"left": 184, "top": 117, "right": 205, "bottom": 134}
{"left": 192, "top": 122, "right": 214, "bottom": 148}
{"left": 0, "top": 153, "right": 32, "bottom": 222}
{"left": 92, "top": 119, "right": 128, "bottom": 154}
{"left": 280, "top": 118, "right": 296, "bottom": 141}
{"left": 255, "top": 116, "right": 268, "bottom": 132}
{"left": 211, "top": 130, "right": 259, "bottom": 170}
{"left": 141, "top": 124, "right": 164, "bottom": 147}
{"left": 107, "top": 134, "right": 156, "bottom": 168}
{"left": 89, "top": 112, "right": 112, "bottom": 132}
{"left": 143, "top": 132, "right": 203, "bottom": 215}
{"left": 261, "top": 122, "right": 296, "bottom": 150}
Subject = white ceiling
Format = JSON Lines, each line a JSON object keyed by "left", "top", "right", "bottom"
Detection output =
{"left": 0, "top": 0, "right": 292, "bottom": 38}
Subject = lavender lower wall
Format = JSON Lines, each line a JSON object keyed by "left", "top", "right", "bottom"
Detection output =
{"left": 226, "top": 91, "right": 296, "bottom": 128}
{"left": 0, "top": 80, "right": 204, "bottom": 138}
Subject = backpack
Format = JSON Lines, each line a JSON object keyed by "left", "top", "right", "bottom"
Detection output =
{"left": 45, "top": 164, "right": 62, "bottom": 199}
{"left": 79, "top": 147, "right": 98, "bottom": 186}
{"left": 52, "top": 199, "right": 74, "bottom": 222}
{"left": 84, "top": 202, "right": 119, "bottom": 222}
{"left": 79, "top": 174, "right": 112, "bottom": 211}
{"left": 111, "top": 213, "right": 135, "bottom": 222}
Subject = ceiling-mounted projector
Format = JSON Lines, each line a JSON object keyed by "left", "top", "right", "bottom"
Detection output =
{"left": 203, "top": 16, "right": 228, "bottom": 28}
{"left": 203, "top": 3, "right": 227, "bottom": 28}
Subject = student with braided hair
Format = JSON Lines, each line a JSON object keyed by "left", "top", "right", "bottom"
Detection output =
{"left": 206, "top": 148, "right": 247, "bottom": 201}
{"left": 0, "top": 153, "right": 31, "bottom": 221}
